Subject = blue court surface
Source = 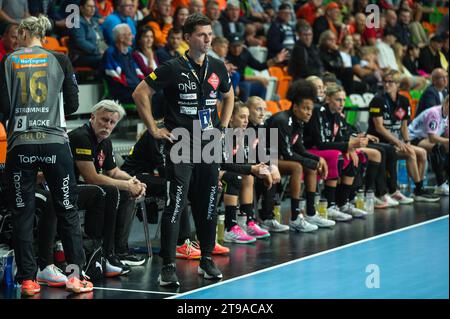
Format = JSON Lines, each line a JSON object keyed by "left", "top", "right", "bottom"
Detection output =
{"left": 171, "top": 216, "right": 449, "bottom": 299}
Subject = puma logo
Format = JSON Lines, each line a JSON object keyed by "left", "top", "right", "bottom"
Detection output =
{"left": 181, "top": 72, "right": 189, "bottom": 79}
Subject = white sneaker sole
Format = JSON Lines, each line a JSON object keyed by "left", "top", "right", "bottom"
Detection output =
{"left": 198, "top": 267, "right": 223, "bottom": 280}
{"left": 158, "top": 275, "right": 180, "bottom": 287}
{"left": 260, "top": 224, "right": 290, "bottom": 232}
{"left": 289, "top": 225, "right": 318, "bottom": 233}
{"left": 413, "top": 195, "right": 441, "bottom": 202}
{"left": 223, "top": 236, "right": 256, "bottom": 244}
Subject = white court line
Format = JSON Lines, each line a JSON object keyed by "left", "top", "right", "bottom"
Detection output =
{"left": 168, "top": 215, "right": 449, "bottom": 299}
{"left": 94, "top": 287, "right": 178, "bottom": 295}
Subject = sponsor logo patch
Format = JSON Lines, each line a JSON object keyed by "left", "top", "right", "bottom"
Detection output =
{"left": 208, "top": 73, "right": 219, "bottom": 90}
{"left": 180, "top": 106, "right": 198, "bottom": 115}
{"left": 180, "top": 93, "right": 197, "bottom": 100}
{"left": 76, "top": 148, "right": 92, "bottom": 155}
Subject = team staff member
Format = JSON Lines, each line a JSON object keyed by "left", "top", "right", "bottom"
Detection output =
{"left": 368, "top": 70, "right": 440, "bottom": 202}
{"left": 133, "top": 13, "right": 234, "bottom": 287}
{"left": 408, "top": 95, "right": 449, "bottom": 196}
{"left": 68, "top": 100, "right": 147, "bottom": 267}
{"left": 0, "top": 15, "right": 93, "bottom": 296}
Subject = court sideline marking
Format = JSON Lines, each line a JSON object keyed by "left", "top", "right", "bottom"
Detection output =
{"left": 93, "top": 287, "right": 178, "bottom": 295}
{"left": 168, "top": 215, "right": 449, "bottom": 299}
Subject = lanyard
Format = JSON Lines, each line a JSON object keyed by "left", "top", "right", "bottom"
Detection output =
{"left": 384, "top": 93, "right": 398, "bottom": 123}
{"left": 182, "top": 53, "right": 209, "bottom": 87}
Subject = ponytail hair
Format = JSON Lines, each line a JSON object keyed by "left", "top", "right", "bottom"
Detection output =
{"left": 18, "top": 15, "right": 52, "bottom": 40}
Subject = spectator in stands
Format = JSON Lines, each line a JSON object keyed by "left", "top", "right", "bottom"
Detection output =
{"left": 352, "top": 46, "right": 382, "bottom": 93}
{"left": 267, "top": 3, "right": 296, "bottom": 60}
{"left": 28, "top": 0, "right": 66, "bottom": 31}
{"left": 408, "top": 95, "right": 449, "bottom": 196}
{"left": 0, "top": 0, "right": 30, "bottom": 35}
{"left": 102, "top": 0, "right": 136, "bottom": 46}
{"left": 403, "top": 44, "right": 422, "bottom": 76}
{"left": 244, "top": 23, "right": 264, "bottom": 47}
{"left": 139, "top": 0, "right": 172, "bottom": 48}
{"left": 240, "top": 0, "right": 271, "bottom": 24}
{"left": 103, "top": 23, "right": 144, "bottom": 104}
{"left": 376, "top": 28, "right": 399, "bottom": 71}
{"left": 393, "top": 42, "right": 427, "bottom": 91}
{"left": 288, "top": 23, "right": 323, "bottom": 80}
{"left": 419, "top": 35, "right": 446, "bottom": 75}
{"left": 318, "top": 30, "right": 354, "bottom": 94}
{"left": 155, "top": 27, "right": 182, "bottom": 63}
{"left": 296, "top": 0, "right": 324, "bottom": 26}
{"left": 220, "top": 0, "right": 245, "bottom": 40}
{"left": 189, "top": 0, "right": 204, "bottom": 14}
{"left": 393, "top": 8, "right": 413, "bottom": 47}
{"left": 96, "top": 0, "right": 114, "bottom": 18}
{"left": 0, "top": 23, "right": 17, "bottom": 61}
{"left": 416, "top": 68, "right": 448, "bottom": 116}
{"left": 206, "top": 0, "right": 224, "bottom": 37}
{"left": 132, "top": 25, "right": 158, "bottom": 76}
{"left": 367, "top": 70, "right": 439, "bottom": 202}
{"left": 172, "top": 5, "right": 189, "bottom": 55}
{"left": 69, "top": 0, "right": 106, "bottom": 69}
{"left": 226, "top": 33, "right": 288, "bottom": 102}
{"left": 384, "top": 9, "right": 398, "bottom": 32}
{"left": 313, "top": 1, "right": 342, "bottom": 45}
{"left": 208, "top": 36, "right": 239, "bottom": 92}
{"left": 69, "top": 100, "right": 147, "bottom": 266}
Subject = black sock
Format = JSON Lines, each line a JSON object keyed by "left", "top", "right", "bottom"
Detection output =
{"left": 305, "top": 192, "right": 316, "bottom": 216}
{"left": 225, "top": 206, "right": 237, "bottom": 231}
{"left": 322, "top": 184, "right": 336, "bottom": 207}
{"left": 365, "top": 161, "right": 380, "bottom": 192}
{"left": 240, "top": 204, "right": 255, "bottom": 224}
{"left": 414, "top": 180, "right": 424, "bottom": 193}
{"left": 336, "top": 183, "right": 353, "bottom": 207}
{"left": 291, "top": 198, "right": 300, "bottom": 221}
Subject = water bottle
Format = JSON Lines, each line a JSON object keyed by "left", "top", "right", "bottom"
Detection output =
{"left": 54, "top": 241, "right": 65, "bottom": 264}
{"left": 398, "top": 160, "right": 408, "bottom": 191}
{"left": 355, "top": 189, "right": 365, "bottom": 210}
{"left": 318, "top": 199, "right": 328, "bottom": 219}
{"left": 365, "top": 190, "right": 375, "bottom": 215}
{"left": 314, "top": 193, "right": 321, "bottom": 211}
{"left": 273, "top": 193, "right": 281, "bottom": 223}
{"left": 216, "top": 213, "right": 225, "bottom": 243}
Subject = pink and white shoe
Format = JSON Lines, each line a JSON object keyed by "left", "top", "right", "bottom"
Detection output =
{"left": 244, "top": 221, "right": 271, "bottom": 239}
{"left": 224, "top": 225, "right": 256, "bottom": 244}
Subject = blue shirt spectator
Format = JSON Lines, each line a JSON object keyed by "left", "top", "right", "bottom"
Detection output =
{"left": 102, "top": 0, "right": 136, "bottom": 46}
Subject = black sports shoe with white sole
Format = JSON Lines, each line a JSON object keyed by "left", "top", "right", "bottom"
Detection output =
{"left": 158, "top": 263, "right": 180, "bottom": 287}
{"left": 198, "top": 257, "right": 223, "bottom": 280}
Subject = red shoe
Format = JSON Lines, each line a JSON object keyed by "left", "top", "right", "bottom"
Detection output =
{"left": 176, "top": 239, "right": 201, "bottom": 259}
{"left": 212, "top": 242, "right": 230, "bottom": 255}
{"left": 66, "top": 275, "right": 94, "bottom": 293}
{"left": 21, "top": 280, "right": 41, "bottom": 297}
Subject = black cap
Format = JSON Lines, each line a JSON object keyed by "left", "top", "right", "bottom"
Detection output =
{"left": 430, "top": 34, "right": 445, "bottom": 43}
{"left": 228, "top": 33, "right": 244, "bottom": 45}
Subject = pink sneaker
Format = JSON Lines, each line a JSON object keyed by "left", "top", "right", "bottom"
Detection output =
{"left": 224, "top": 225, "right": 256, "bottom": 244}
{"left": 244, "top": 221, "right": 271, "bottom": 239}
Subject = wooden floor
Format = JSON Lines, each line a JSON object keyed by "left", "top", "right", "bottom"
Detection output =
{"left": 0, "top": 195, "right": 448, "bottom": 299}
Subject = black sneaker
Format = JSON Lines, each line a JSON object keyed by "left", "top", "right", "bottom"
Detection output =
{"left": 413, "top": 188, "right": 440, "bottom": 202}
{"left": 198, "top": 257, "right": 223, "bottom": 280}
{"left": 107, "top": 255, "right": 131, "bottom": 275}
{"left": 117, "top": 252, "right": 146, "bottom": 266}
{"left": 158, "top": 263, "right": 180, "bottom": 287}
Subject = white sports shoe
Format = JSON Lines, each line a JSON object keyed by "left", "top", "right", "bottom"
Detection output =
{"left": 327, "top": 205, "right": 353, "bottom": 221}
{"left": 304, "top": 214, "right": 336, "bottom": 228}
{"left": 389, "top": 190, "right": 414, "bottom": 204}
{"left": 339, "top": 202, "right": 368, "bottom": 218}
{"left": 435, "top": 181, "right": 449, "bottom": 196}
{"left": 260, "top": 219, "right": 290, "bottom": 232}
{"left": 382, "top": 194, "right": 400, "bottom": 207}
{"left": 289, "top": 215, "right": 318, "bottom": 233}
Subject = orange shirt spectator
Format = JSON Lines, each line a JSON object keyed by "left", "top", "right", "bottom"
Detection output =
{"left": 296, "top": 0, "right": 323, "bottom": 26}
{"left": 171, "top": 0, "right": 189, "bottom": 13}
{"left": 96, "top": 0, "right": 114, "bottom": 17}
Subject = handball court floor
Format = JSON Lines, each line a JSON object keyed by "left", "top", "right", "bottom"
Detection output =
{"left": 1, "top": 196, "right": 448, "bottom": 299}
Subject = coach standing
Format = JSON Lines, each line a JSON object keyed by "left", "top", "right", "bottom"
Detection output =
{"left": 133, "top": 13, "right": 234, "bottom": 287}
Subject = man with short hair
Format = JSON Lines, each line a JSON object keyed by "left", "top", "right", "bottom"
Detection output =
{"left": 102, "top": 0, "right": 136, "bottom": 45}
{"left": 69, "top": 100, "right": 147, "bottom": 266}
{"left": 267, "top": 3, "right": 296, "bottom": 60}
{"left": 419, "top": 35, "right": 445, "bottom": 74}
{"left": 220, "top": 0, "right": 245, "bottom": 40}
{"left": 103, "top": 23, "right": 144, "bottom": 104}
{"left": 133, "top": 13, "right": 234, "bottom": 287}
{"left": 416, "top": 68, "right": 448, "bottom": 116}
{"left": 155, "top": 27, "right": 183, "bottom": 64}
